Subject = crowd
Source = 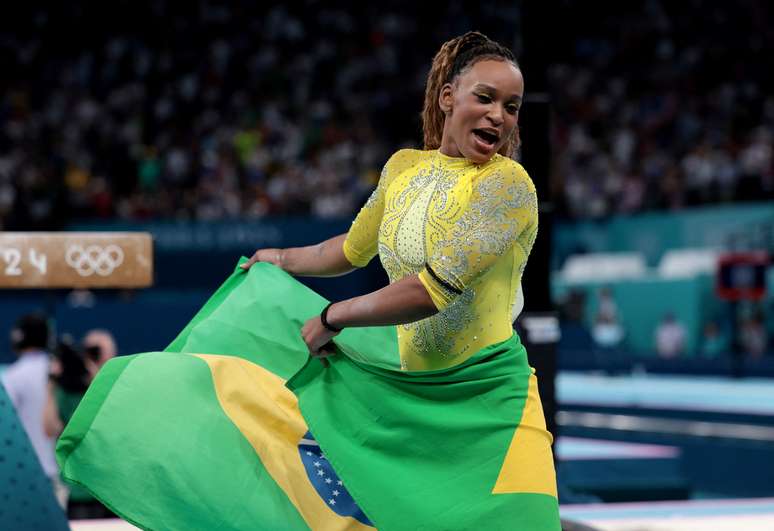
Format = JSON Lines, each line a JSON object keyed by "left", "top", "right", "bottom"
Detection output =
{"left": 549, "top": 1, "right": 774, "bottom": 218}
{"left": 1, "top": 2, "right": 772, "bottom": 229}
{"left": 558, "top": 286, "right": 772, "bottom": 363}
{"left": 0, "top": 1, "right": 521, "bottom": 229}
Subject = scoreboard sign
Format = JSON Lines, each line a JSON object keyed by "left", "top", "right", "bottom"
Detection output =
{"left": 716, "top": 252, "right": 768, "bottom": 301}
{"left": 0, "top": 233, "right": 153, "bottom": 288}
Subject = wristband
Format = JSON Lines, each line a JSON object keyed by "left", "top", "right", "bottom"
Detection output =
{"left": 320, "top": 303, "right": 342, "bottom": 332}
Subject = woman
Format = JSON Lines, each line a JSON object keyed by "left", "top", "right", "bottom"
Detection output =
{"left": 242, "top": 31, "right": 559, "bottom": 528}
{"left": 57, "top": 31, "right": 559, "bottom": 531}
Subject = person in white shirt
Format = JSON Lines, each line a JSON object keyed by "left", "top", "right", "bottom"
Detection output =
{"left": 655, "top": 313, "right": 687, "bottom": 359}
{"left": 1, "top": 314, "right": 66, "bottom": 508}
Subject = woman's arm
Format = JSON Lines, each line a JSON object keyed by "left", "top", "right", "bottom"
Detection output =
{"left": 301, "top": 274, "right": 438, "bottom": 355}
{"left": 241, "top": 233, "right": 356, "bottom": 277}
{"left": 327, "top": 274, "right": 437, "bottom": 327}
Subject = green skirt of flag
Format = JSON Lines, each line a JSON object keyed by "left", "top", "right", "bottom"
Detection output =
{"left": 56, "top": 260, "right": 560, "bottom": 530}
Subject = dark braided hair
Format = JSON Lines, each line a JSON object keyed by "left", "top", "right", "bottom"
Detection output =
{"left": 422, "top": 31, "right": 521, "bottom": 158}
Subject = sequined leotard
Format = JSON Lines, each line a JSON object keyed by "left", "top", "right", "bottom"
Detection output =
{"left": 343, "top": 149, "right": 539, "bottom": 371}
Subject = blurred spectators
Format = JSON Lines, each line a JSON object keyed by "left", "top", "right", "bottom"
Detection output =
{"left": 596, "top": 287, "right": 619, "bottom": 321}
{"left": 0, "top": 1, "right": 522, "bottom": 228}
{"left": 549, "top": 1, "right": 774, "bottom": 219}
{"left": 591, "top": 313, "right": 624, "bottom": 351}
{"left": 47, "top": 329, "right": 117, "bottom": 439}
{"left": 557, "top": 289, "right": 596, "bottom": 368}
{"left": 45, "top": 329, "right": 118, "bottom": 518}
{"left": 655, "top": 313, "right": 687, "bottom": 359}
{"left": 739, "top": 311, "right": 769, "bottom": 359}
{"left": 1, "top": 2, "right": 772, "bottom": 228}
{"left": 699, "top": 320, "right": 730, "bottom": 359}
{"left": 590, "top": 285, "right": 623, "bottom": 348}
{"left": 81, "top": 329, "right": 117, "bottom": 381}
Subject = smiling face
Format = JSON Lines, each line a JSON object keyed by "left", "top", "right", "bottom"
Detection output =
{"left": 438, "top": 59, "right": 524, "bottom": 164}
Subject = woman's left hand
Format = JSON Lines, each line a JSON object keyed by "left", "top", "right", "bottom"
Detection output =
{"left": 301, "top": 315, "right": 340, "bottom": 366}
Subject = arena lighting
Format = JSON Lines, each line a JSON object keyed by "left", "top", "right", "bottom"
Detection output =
{"left": 0, "top": 233, "right": 153, "bottom": 288}
{"left": 716, "top": 251, "right": 769, "bottom": 301}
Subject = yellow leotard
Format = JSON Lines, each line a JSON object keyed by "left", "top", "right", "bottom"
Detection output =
{"left": 343, "top": 149, "right": 539, "bottom": 371}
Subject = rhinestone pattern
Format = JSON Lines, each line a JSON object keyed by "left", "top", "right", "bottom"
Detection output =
{"left": 344, "top": 149, "right": 538, "bottom": 370}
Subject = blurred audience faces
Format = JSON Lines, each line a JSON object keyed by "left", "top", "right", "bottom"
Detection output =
{"left": 740, "top": 311, "right": 769, "bottom": 359}
{"left": 44, "top": 329, "right": 119, "bottom": 517}
{"left": 1, "top": 3, "right": 772, "bottom": 229}
{"left": 591, "top": 288, "right": 624, "bottom": 349}
{"left": 81, "top": 329, "right": 118, "bottom": 381}
{"left": 699, "top": 320, "right": 730, "bottom": 359}
{"left": 655, "top": 313, "right": 687, "bottom": 359}
{"left": 592, "top": 313, "right": 625, "bottom": 349}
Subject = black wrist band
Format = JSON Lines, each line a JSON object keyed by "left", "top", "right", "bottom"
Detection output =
{"left": 320, "top": 302, "right": 342, "bottom": 332}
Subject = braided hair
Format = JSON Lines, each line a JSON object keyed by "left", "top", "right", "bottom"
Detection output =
{"left": 422, "top": 31, "right": 521, "bottom": 158}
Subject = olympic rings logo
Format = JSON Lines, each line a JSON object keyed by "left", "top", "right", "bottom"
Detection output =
{"left": 65, "top": 244, "right": 124, "bottom": 277}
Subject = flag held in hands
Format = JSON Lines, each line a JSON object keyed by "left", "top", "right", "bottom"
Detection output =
{"left": 56, "top": 261, "right": 559, "bottom": 530}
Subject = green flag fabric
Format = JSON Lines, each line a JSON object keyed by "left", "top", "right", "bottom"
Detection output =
{"left": 56, "top": 260, "right": 560, "bottom": 530}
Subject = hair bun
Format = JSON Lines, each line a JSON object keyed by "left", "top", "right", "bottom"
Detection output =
{"left": 455, "top": 31, "right": 490, "bottom": 54}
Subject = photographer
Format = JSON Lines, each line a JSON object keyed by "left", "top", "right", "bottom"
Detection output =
{"left": 44, "top": 329, "right": 117, "bottom": 518}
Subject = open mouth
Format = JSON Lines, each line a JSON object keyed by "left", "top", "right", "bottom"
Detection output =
{"left": 472, "top": 128, "right": 499, "bottom": 148}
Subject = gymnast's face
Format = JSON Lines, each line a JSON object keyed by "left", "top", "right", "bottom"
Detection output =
{"left": 438, "top": 59, "right": 523, "bottom": 164}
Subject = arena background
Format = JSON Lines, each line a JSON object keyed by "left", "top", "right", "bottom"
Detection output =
{"left": 1, "top": 1, "right": 774, "bottom": 529}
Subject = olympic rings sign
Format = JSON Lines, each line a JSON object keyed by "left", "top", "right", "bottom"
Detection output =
{"left": 0, "top": 233, "right": 152, "bottom": 288}
{"left": 65, "top": 244, "right": 125, "bottom": 277}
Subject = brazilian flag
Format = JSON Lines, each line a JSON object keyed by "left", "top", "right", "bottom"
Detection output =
{"left": 56, "top": 260, "right": 560, "bottom": 530}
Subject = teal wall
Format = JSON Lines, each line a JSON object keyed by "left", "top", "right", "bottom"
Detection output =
{"left": 552, "top": 202, "right": 774, "bottom": 269}
{"left": 552, "top": 203, "right": 774, "bottom": 355}
{"left": 552, "top": 274, "right": 723, "bottom": 356}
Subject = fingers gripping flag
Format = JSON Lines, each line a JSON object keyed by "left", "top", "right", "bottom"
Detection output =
{"left": 56, "top": 261, "right": 560, "bottom": 530}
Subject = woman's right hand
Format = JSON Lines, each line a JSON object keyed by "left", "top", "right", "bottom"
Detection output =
{"left": 240, "top": 248, "right": 285, "bottom": 271}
